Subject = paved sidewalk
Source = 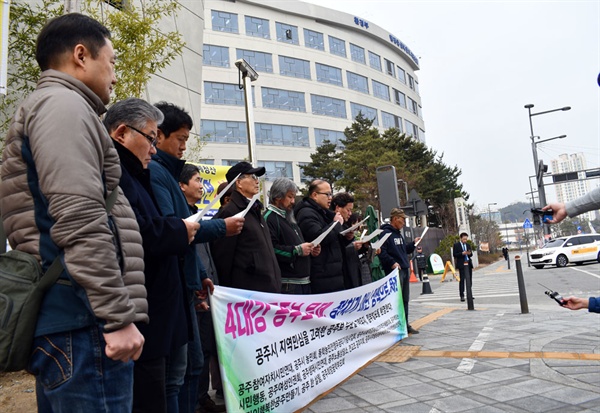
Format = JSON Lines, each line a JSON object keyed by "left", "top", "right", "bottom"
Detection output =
{"left": 305, "top": 299, "right": 600, "bottom": 412}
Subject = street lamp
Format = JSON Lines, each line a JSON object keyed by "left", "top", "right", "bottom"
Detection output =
{"left": 487, "top": 203, "right": 497, "bottom": 252}
{"left": 236, "top": 59, "right": 259, "bottom": 165}
{"left": 524, "top": 104, "right": 570, "bottom": 236}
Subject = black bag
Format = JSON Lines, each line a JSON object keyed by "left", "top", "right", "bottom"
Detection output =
{"left": 0, "top": 251, "right": 63, "bottom": 372}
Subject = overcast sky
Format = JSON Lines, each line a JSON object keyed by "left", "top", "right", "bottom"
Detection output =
{"left": 301, "top": 0, "right": 600, "bottom": 212}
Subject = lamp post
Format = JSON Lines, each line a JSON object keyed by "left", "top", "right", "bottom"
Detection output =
{"left": 524, "top": 104, "right": 570, "bottom": 236}
{"left": 235, "top": 59, "right": 259, "bottom": 166}
{"left": 487, "top": 202, "right": 497, "bottom": 252}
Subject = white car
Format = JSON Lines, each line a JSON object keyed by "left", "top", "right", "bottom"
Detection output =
{"left": 529, "top": 233, "right": 600, "bottom": 269}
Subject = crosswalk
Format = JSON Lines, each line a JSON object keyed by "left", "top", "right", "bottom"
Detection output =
{"left": 412, "top": 267, "right": 520, "bottom": 303}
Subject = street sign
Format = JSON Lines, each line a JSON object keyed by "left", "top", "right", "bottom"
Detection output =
{"left": 523, "top": 218, "right": 533, "bottom": 229}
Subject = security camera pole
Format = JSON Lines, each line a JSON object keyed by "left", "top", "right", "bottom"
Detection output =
{"left": 235, "top": 59, "right": 259, "bottom": 167}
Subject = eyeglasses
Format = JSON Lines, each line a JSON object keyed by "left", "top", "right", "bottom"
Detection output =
{"left": 242, "top": 174, "right": 259, "bottom": 180}
{"left": 126, "top": 125, "right": 157, "bottom": 146}
{"left": 316, "top": 192, "right": 333, "bottom": 198}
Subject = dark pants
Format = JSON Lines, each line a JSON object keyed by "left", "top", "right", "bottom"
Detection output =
{"left": 399, "top": 268, "right": 410, "bottom": 325}
{"left": 133, "top": 357, "right": 167, "bottom": 413}
{"left": 281, "top": 282, "right": 311, "bottom": 294}
{"left": 197, "top": 311, "right": 216, "bottom": 404}
{"left": 458, "top": 263, "right": 473, "bottom": 298}
{"left": 417, "top": 267, "right": 425, "bottom": 281}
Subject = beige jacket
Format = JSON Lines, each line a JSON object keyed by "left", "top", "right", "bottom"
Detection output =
{"left": 0, "top": 70, "right": 148, "bottom": 331}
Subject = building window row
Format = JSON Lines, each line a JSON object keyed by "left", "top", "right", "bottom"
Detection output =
{"left": 210, "top": 9, "right": 418, "bottom": 94}
{"left": 204, "top": 45, "right": 420, "bottom": 116}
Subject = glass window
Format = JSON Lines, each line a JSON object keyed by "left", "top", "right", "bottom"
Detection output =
{"left": 381, "top": 111, "right": 403, "bottom": 131}
{"left": 408, "top": 74, "right": 415, "bottom": 90}
{"left": 201, "top": 120, "right": 247, "bottom": 144}
{"left": 279, "top": 56, "right": 310, "bottom": 79}
{"left": 204, "top": 82, "right": 244, "bottom": 106}
{"left": 384, "top": 59, "right": 395, "bottom": 77}
{"left": 347, "top": 71, "right": 369, "bottom": 94}
{"left": 311, "top": 95, "right": 347, "bottom": 119}
{"left": 276, "top": 22, "right": 299, "bottom": 45}
{"left": 350, "top": 102, "right": 378, "bottom": 126}
{"left": 223, "top": 159, "right": 243, "bottom": 166}
{"left": 211, "top": 10, "right": 238, "bottom": 33}
{"left": 245, "top": 16, "right": 270, "bottom": 39}
{"left": 298, "top": 162, "right": 312, "bottom": 182}
{"left": 393, "top": 89, "right": 406, "bottom": 108}
{"left": 236, "top": 49, "right": 273, "bottom": 73}
{"left": 350, "top": 43, "right": 365, "bottom": 64}
{"left": 261, "top": 87, "right": 306, "bottom": 112}
{"left": 314, "top": 128, "right": 345, "bottom": 147}
{"left": 372, "top": 80, "right": 390, "bottom": 101}
{"left": 304, "top": 28, "right": 324, "bottom": 50}
{"left": 368, "top": 51, "right": 381, "bottom": 71}
{"left": 197, "top": 159, "right": 215, "bottom": 165}
{"left": 414, "top": 80, "right": 420, "bottom": 95}
{"left": 397, "top": 66, "right": 406, "bottom": 83}
{"left": 203, "top": 44, "right": 229, "bottom": 67}
{"left": 329, "top": 36, "right": 346, "bottom": 57}
{"left": 257, "top": 161, "right": 293, "bottom": 181}
{"left": 315, "top": 63, "right": 343, "bottom": 87}
{"left": 404, "top": 119, "right": 419, "bottom": 139}
{"left": 255, "top": 124, "right": 309, "bottom": 147}
{"left": 407, "top": 96, "right": 418, "bottom": 114}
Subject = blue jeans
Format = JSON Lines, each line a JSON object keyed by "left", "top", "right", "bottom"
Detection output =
{"left": 166, "top": 343, "right": 188, "bottom": 413}
{"left": 29, "top": 325, "right": 134, "bottom": 413}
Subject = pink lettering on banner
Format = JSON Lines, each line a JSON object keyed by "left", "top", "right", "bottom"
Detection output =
{"left": 225, "top": 300, "right": 333, "bottom": 338}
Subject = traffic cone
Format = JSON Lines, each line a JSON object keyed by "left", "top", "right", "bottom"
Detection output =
{"left": 421, "top": 273, "right": 433, "bottom": 294}
{"left": 409, "top": 261, "right": 419, "bottom": 283}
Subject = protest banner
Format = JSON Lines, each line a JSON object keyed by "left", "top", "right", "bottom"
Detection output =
{"left": 0, "top": 0, "right": 10, "bottom": 95}
{"left": 210, "top": 270, "right": 406, "bottom": 413}
{"left": 189, "top": 163, "right": 230, "bottom": 218}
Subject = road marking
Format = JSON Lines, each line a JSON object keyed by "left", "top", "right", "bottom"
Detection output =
{"left": 570, "top": 267, "right": 600, "bottom": 279}
{"left": 456, "top": 317, "right": 498, "bottom": 373}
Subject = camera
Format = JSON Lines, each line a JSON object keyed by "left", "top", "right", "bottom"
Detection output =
{"left": 234, "top": 59, "right": 259, "bottom": 81}
{"left": 531, "top": 208, "right": 553, "bottom": 225}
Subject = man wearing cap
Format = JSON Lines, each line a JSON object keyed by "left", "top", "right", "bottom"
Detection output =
{"left": 210, "top": 162, "right": 282, "bottom": 293}
{"left": 379, "top": 208, "right": 420, "bottom": 335}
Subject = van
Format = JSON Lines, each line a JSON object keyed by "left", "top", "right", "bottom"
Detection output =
{"left": 529, "top": 233, "right": 600, "bottom": 269}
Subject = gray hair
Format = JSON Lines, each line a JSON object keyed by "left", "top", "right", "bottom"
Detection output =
{"left": 103, "top": 97, "right": 165, "bottom": 133}
{"left": 269, "top": 178, "right": 298, "bottom": 203}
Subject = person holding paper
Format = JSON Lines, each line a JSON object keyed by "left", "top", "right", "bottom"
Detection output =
{"left": 104, "top": 98, "right": 196, "bottom": 412}
{"left": 211, "top": 162, "right": 282, "bottom": 293}
{"left": 295, "top": 180, "right": 345, "bottom": 293}
{"left": 379, "top": 208, "right": 421, "bottom": 335}
{"left": 264, "top": 178, "right": 321, "bottom": 294}
{"left": 149, "top": 102, "right": 243, "bottom": 413}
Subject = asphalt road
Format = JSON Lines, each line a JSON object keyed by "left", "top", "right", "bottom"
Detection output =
{"left": 411, "top": 252, "right": 600, "bottom": 310}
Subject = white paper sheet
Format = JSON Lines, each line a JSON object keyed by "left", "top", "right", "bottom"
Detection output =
{"left": 339, "top": 217, "right": 369, "bottom": 235}
{"left": 359, "top": 229, "right": 383, "bottom": 243}
{"left": 414, "top": 227, "right": 429, "bottom": 246}
{"left": 185, "top": 173, "right": 241, "bottom": 222}
{"left": 233, "top": 193, "right": 260, "bottom": 218}
{"left": 370, "top": 232, "right": 391, "bottom": 250}
{"left": 311, "top": 221, "right": 339, "bottom": 247}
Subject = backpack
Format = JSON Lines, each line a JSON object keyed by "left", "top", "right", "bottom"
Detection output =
{"left": 0, "top": 189, "right": 118, "bottom": 372}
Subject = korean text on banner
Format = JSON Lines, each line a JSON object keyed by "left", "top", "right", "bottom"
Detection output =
{"left": 210, "top": 270, "right": 406, "bottom": 413}
{"left": 0, "top": 0, "right": 10, "bottom": 95}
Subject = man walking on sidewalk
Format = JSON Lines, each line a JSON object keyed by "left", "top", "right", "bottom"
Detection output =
{"left": 453, "top": 233, "right": 473, "bottom": 302}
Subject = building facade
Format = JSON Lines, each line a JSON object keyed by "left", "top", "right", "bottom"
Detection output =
{"left": 551, "top": 153, "right": 597, "bottom": 222}
{"left": 199, "top": 0, "right": 425, "bottom": 183}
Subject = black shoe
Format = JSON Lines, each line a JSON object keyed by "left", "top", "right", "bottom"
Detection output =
{"left": 460, "top": 297, "right": 465, "bottom": 302}
{"left": 197, "top": 397, "right": 226, "bottom": 413}
{"left": 407, "top": 325, "right": 419, "bottom": 334}
{"left": 215, "top": 389, "right": 223, "bottom": 400}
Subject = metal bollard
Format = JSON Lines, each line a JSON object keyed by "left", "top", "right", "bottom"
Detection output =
{"left": 515, "top": 256, "right": 529, "bottom": 314}
{"left": 507, "top": 256, "right": 511, "bottom": 270}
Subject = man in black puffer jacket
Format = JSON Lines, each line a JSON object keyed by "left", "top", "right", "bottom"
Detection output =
{"left": 295, "top": 180, "right": 345, "bottom": 294}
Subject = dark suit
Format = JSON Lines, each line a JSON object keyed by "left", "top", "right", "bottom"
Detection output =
{"left": 453, "top": 240, "right": 473, "bottom": 299}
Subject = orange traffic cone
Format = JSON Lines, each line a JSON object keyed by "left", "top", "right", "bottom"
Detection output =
{"left": 409, "top": 261, "right": 419, "bottom": 283}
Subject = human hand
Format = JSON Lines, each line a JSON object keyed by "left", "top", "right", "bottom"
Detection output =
{"left": 333, "top": 212, "right": 344, "bottom": 225}
{"left": 344, "top": 231, "right": 355, "bottom": 241}
{"left": 225, "top": 216, "right": 245, "bottom": 236}
{"left": 103, "top": 323, "right": 145, "bottom": 362}
{"left": 543, "top": 203, "right": 567, "bottom": 224}
{"left": 202, "top": 277, "right": 215, "bottom": 295}
{"left": 392, "top": 263, "right": 400, "bottom": 270}
{"left": 414, "top": 237, "right": 421, "bottom": 244}
{"left": 311, "top": 244, "right": 321, "bottom": 257}
{"left": 353, "top": 241, "right": 364, "bottom": 251}
{"left": 299, "top": 242, "right": 313, "bottom": 256}
{"left": 183, "top": 220, "right": 199, "bottom": 243}
{"left": 561, "top": 296, "right": 589, "bottom": 311}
